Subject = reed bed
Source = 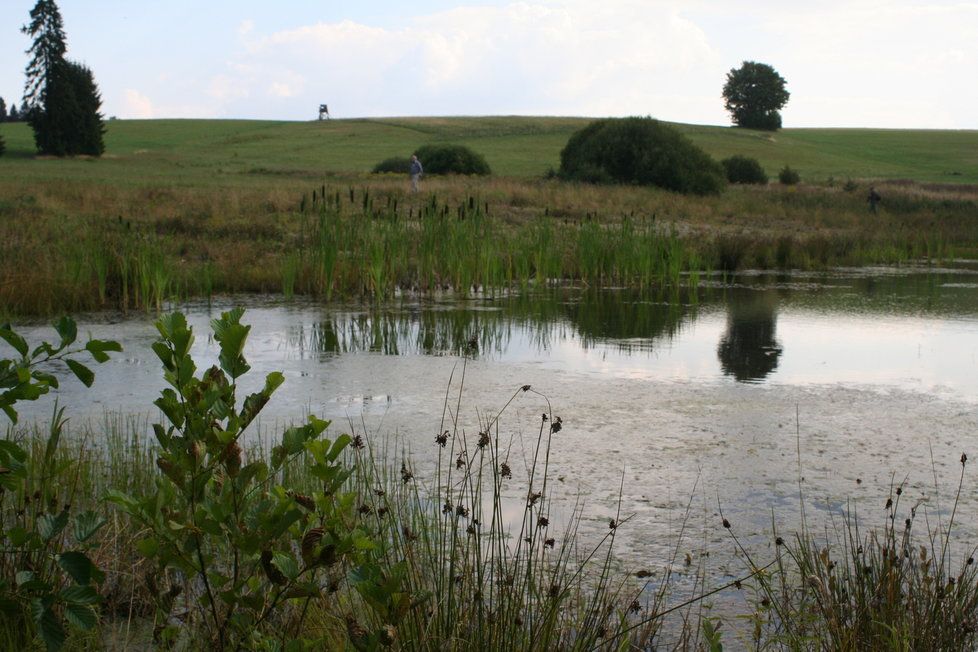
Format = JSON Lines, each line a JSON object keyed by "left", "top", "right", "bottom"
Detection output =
{"left": 2, "top": 175, "right": 975, "bottom": 318}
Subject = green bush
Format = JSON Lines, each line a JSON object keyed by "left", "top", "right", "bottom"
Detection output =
{"left": 0, "top": 134, "right": 5, "bottom": 157}
{"left": 558, "top": 117, "right": 725, "bottom": 195}
{"left": 108, "top": 309, "right": 374, "bottom": 649}
{"left": 779, "top": 165, "right": 801, "bottom": 185}
{"left": 1, "top": 318, "right": 121, "bottom": 651}
{"left": 722, "top": 155, "right": 768, "bottom": 184}
{"left": 414, "top": 144, "right": 491, "bottom": 175}
{"left": 371, "top": 156, "right": 410, "bottom": 174}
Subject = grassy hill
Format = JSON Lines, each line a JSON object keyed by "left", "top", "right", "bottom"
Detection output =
{"left": 1, "top": 116, "right": 976, "bottom": 185}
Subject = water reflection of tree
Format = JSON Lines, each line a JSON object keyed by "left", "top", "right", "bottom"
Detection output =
{"left": 285, "top": 288, "right": 700, "bottom": 359}
{"left": 717, "top": 289, "right": 782, "bottom": 382}
{"left": 560, "top": 289, "right": 696, "bottom": 352}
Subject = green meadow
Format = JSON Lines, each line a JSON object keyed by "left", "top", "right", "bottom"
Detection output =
{"left": 1, "top": 116, "right": 977, "bottom": 317}
{"left": 2, "top": 116, "right": 977, "bottom": 183}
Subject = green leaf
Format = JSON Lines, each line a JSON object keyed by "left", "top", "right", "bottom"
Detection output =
{"left": 0, "top": 327, "right": 28, "bottom": 357}
{"left": 60, "top": 585, "right": 100, "bottom": 606}
{"left": 54, "top": 316, "right": 78, "bottom": 350}
{"left": 38, "top": 509, "right": 70, "bottom": 542}
{"left": 58, "top": 552, "right": 96, "bottom": 585}
{"left": 65, "top": 359, "right": 94, "bottom": 388}
{"left": 16, "top": 570, "right": 35, "bottom": 586}
{"left": 272, "top": 552, "right": 300, "bottom": 581}
{"left": 327, "top": 433, "right": 352, "bottom": 462}
{"left": 6, "top": 526, "right": 29, "bottom": 546}
{"left": 30, "top": 370, "right": 60, "bottom": 390}
{"left": 135, "top": 537, "right": 159, "bottom": 557}
{"left": 73, "top": 511, "right": 105, "bottom": 543}
{"left": 35, "top": 603, "right": 66, "bottom": 652}
{"left": 84, "top": 339, "right": 122, "bottom": 364}
{"left": 151, "top": 341, "right": 174, "bottom": 370}
{"left": 64, "top": 603, "right": 97, "bottom": 630}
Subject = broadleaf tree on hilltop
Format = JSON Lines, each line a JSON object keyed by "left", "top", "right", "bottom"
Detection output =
{"left": 722, "top": 61, "right": 790, "bottom": 131}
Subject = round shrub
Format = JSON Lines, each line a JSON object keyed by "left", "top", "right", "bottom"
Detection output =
{"left": 558, "top": 117, "right": 725, "bottom": 195}
{"left": 721, "top": 155, "right": 768, "bottom": 184}
{"left": 778, "top": 165, "right": 800, "bottom": 185}
{"left": 372, "top": 156, "right": 411, "bottom": 174}
{"left": 414, "top": 144, "right": 491, "bottom": 175}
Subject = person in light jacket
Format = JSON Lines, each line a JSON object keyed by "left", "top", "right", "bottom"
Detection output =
{"left": 410, "top": 154, "right": 423, "bottom": 193}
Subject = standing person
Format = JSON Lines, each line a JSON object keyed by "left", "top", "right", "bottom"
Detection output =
{"left": 867, "top": 186, "right": 881, "bottom": 214}
{"left": 410, "top": 154, "right": 423, "bottom": 193}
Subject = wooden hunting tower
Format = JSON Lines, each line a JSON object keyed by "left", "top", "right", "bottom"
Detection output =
{"left": 318, "top": 104, "right": 330, "bottom": 120}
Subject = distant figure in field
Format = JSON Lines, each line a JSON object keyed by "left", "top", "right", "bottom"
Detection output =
{"left": 867, "top": 186, "right": 881, "bottom": 214}
{"left": 410, "top": 154, "right": 423, "bottom": 193}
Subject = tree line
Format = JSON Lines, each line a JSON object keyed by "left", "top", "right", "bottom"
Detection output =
{"left": 2, "top": 0, "right": 105, "bottom": 157}
{"left": 0, "top": 97, "right": 28, "bottom": 122}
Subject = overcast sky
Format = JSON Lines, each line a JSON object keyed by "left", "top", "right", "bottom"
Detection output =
{"left": 1, "top": 0, "right": 976, "bottom": 128}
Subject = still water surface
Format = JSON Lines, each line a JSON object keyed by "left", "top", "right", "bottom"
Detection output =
{"left": 10, "top": 266, "right": 978, "bottom": 611}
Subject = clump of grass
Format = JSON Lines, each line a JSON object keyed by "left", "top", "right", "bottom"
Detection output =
{"left": 722, "top": 445, "right": 978, "bottom": 649}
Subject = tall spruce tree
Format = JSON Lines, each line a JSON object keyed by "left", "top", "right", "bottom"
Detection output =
{"left": 0, "top": 97, "right": 7, "bottom": 122}
{"left": 22, "top": 0, "right": 104, "bottom": 156}
{"left": 22, "top": 0, "right": 67, "bottom": 111}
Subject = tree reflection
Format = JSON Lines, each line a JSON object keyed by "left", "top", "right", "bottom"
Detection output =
{"left": 717, "top": 289, "right": 782, "bottom": 382}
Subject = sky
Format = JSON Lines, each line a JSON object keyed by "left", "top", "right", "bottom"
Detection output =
{"left": 1, "top": 0, "right": 976, "bottom": 128}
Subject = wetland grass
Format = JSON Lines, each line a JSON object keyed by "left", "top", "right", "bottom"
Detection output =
{"left": 2, "top": 174, "right": 977, "bottom": 318}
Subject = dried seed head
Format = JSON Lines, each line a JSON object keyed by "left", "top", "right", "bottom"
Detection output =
{"left": 478, "top": 431, "right": 490, "bottom": 449}
{"left": 456, "top": 504, "right": 469, "bottom": 518}
{"left": 400, "top": 463, "right": 413, "bottom": 483}
{"left": 609, "top": 519, "right": 618, "bottom": 530}
{"left": 521, "top": 385, "right": 531, "bottom": 392}
{"left": 885, "top": 498, "right": 893, "bottom": 509}
{"left": 456, "top": 453, "right": 466, "bottom": 470}
{"left": 352, "top": 434, "right": 365, "bottom": 450}
{"left": 435, "top": 431, "right": 449, "bottom": 447}
{"left": 550, "top": 416, "right": 563, "bottom": 434}
{"left": 544, "top": 538, "right": 555, "bottom": 549}
{"left": 500, "top": 462, "right": 512, "bottom": 479}
{"left": 896, "top": 486, "right": 903, "bottom": 495}
{"left": 629, "top": 599, "right": 642, "bottom": 614}
{"left": 290, "top": 491, "right": 316, "bottom": 511}
{"left": 528, "top": 491, "right": 542, "bottom": 507}
{"left": 775, "top": 536, "right": 785, "bottom": 546}
{"left": 537, "top": 516, "right": 549, "bottom": 528}
{"left": 962, "top": 453, "right": 969, "bottom": 466}
{"left": 722, "top": 518, "right": 731, "bottom": 529}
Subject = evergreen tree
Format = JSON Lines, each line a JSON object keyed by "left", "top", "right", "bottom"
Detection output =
{"left": 21, "top": 0, "right": 104, "bottom": 156}
{"left": 9, "top": 104, "right": 21, "bottom": 122}
{"left": 0, "top": 97, "right": 7, "bottom": 122}
{"left": 22, "top": 0, "right": 67, "bottom": 111}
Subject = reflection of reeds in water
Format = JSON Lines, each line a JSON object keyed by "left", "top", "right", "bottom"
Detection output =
{"left": 281, "top": 288, "right": 702, "bottom": 360}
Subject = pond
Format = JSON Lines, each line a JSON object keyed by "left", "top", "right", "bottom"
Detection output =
{"left": 8, "top": 264, "right": 978, "bottom": 611}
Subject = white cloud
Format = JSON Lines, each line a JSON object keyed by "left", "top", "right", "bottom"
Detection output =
{"left": 100, "top": 0, "right": 978, "bottom": 127}
{"left": 214, "top": 1, "right": 723, "bottom": 121}
{"left": 121, "top": 89, "right": 155, "bottom": 119}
